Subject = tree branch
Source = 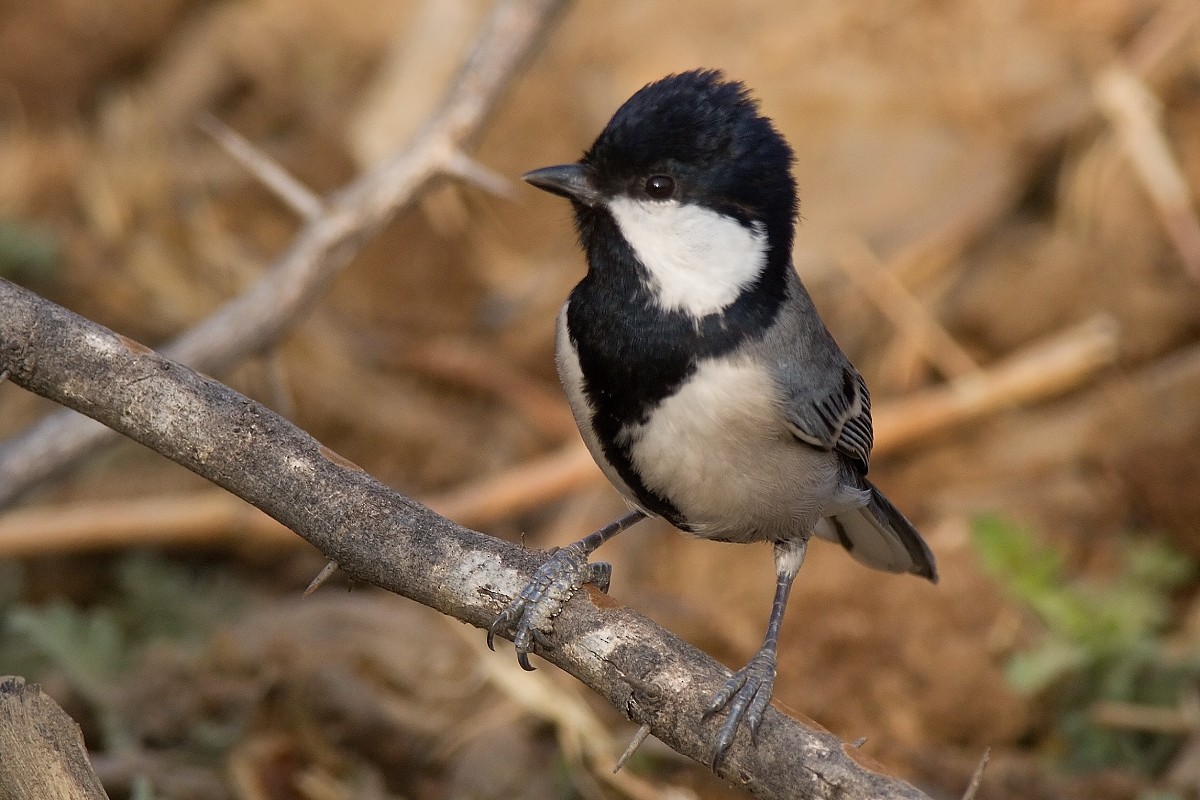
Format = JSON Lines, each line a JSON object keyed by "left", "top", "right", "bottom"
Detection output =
{"left": 0, "top": 0, "right": 567, "bottom": 510}
{"left": 0, "top": 676, "right": 109, "bottom": 800}
{"left": 0, "top": 278, "right": 931, "bottom": 799}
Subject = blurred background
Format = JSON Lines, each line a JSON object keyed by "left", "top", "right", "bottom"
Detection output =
{"left": 1, "top": 0, "right": 1199, "bottom": 798}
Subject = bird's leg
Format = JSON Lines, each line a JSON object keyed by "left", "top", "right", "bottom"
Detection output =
{"left": 488, "top": 508, "right": 647, "bottom": 670}
{"left": 704, "top": 537, "right": 807, "bottom": 767}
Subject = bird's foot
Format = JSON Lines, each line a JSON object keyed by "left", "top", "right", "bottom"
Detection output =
{"left": 487, "top": 541, "right": 612, "bottom": 670}
{"left": 703, "top": 646, "right": 777, "bottom": 767}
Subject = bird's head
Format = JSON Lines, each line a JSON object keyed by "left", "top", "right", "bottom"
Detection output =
{"left": 524, "top": 71, "right": 798, "bottom": 318}
{"left": 524, "top": 70, "right": 798, "bottom": 260}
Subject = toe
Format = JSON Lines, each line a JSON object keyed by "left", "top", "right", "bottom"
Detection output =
{"left": 746, "top": 684, "right": 772, "bottom": 743}
{"left": 704, "top": 670, "right": 746, "bottom": 720}
{"left": 485, "top": 544, "right": 614, "bottom": 669}
{"left": 703, "top": 650, "right": 778, "bottom": 762}
{"left": 712, "top": 712, "right": 740, "bottom": 767}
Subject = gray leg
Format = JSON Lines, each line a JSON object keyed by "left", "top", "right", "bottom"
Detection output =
{"left": 704, "top": 537, "right": 807, "bottom": 767}
{"left": 488, "top": 509, "right": 647, "bottom": 670}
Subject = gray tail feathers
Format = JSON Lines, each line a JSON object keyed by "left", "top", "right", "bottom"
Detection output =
{"left": 815, "top": 480, "right": 938, "bottom": 582}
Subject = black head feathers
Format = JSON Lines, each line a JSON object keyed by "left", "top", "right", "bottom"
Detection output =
{"left": 582, "top": 70, "right": 798, "bottom": 245}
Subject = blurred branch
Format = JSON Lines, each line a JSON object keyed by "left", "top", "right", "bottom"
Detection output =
{"left": 0, "top": 0, "right": 568, "bottom": 511}
{"left": 0, "top": 279, "right": 932, "bottom": 800}
{"left": 198, "top": 116, "right": 324, "bottom": 220}
{"left": 450, "top": 624, "right": 679, "bottom": 800}
{"left": 1122, "top": 0, "right": 1200, "bottom": 80}
{"left": 835, "top": 238, "right": 981, "bottom": 381}
{"left": 1095, "top": 65, "right": 1200, "bottom": 282}
{"left": 0, "top": 676, "right": 109, "bottom": 800}
{"left": 1091, "top": 699, "right": 1200, "bottom": 735}
{"left": 378, "top": 337, "right": 578, "bottom": 438}
{"left": 872, "top": 315, "right": 1119, "bottom": 455}
{"left": 0, "top": 444, "right": 599, "bottom": 557}
{"left": 871, "top": 0, "right": 1200, "bottom": 294}
{"left": 1091, "top": 0, "right": 1200, "bottom": 282}
{"left": 425, "top": 441, "right": 598, "bottom": 524}
{"left": 0, "top": 312, "right": 1121, "bottom": 556}
{"left": 0, "top": 491, "right": 294, "bottom": 557}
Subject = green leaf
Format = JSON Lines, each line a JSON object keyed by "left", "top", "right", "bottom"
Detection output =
{"left": 0, "top": 219, "right": 62, "bottom": 283}
{"left": 6, "top": 602, "right": 126, "bottom": 695}
{"left": 971, "top": 514, "right": 1200, "bottom": 775}
{"left": 971, "top": 513, "right": 1062, "bottom": 603}
{"left": 1006, "top": 639, "right": 1087, "bottom": 693}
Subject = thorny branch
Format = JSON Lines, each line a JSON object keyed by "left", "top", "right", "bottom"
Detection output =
{"left": 0, "top": 278, "right": 933, "bottom": 800}
{"left": 0, "top": 0, "right": 567, "bottom": 510}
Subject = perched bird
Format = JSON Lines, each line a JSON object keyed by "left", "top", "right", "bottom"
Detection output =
{"left": 489, "top": 69, "right": 937, "bottom": 765}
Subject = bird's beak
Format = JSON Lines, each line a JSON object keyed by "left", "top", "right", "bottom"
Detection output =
{"left": 522, "top": 163, "right": 605, "bottom": 207}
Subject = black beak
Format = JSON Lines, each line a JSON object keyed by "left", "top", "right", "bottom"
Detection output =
{"left": 522, "top": 164, "right": 605, "bottom": 207}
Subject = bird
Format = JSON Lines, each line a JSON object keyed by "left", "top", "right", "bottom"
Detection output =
{"left": 488, "top": 69, "right": 937, "bottom": 767}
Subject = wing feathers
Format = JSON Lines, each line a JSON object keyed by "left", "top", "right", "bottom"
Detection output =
{"left": 786, "top": 367, "right": 873, "bottom": 471}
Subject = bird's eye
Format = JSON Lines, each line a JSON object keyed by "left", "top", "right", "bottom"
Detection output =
{"left": 644, "top": 175, "right": 675, "bottom": 200}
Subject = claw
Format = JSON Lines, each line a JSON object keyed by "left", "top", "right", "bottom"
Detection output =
{"left": 487, "top": 603, "right": 521, "bottom": 651}
{"left": 486, "top": 616, "right": 503, "bottom": 650}
{"left": 589, "top": 561, "right": 613, "bottom": 594}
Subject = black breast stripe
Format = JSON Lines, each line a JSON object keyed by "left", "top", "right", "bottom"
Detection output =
{"left": 566, "top": 208, "right": 788, "bottom": 525}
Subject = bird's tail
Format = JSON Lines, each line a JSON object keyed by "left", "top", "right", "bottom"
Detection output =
{"left": 814, "top": 480, "right": 938, "bottom": 582}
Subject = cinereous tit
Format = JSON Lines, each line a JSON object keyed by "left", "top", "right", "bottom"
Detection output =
{"left": 489, "top": 69, "right": 937, "bottom": 765}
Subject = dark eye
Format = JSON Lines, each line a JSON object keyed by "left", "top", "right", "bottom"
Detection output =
{"left": 645, "top": 174, "right": 675, "bottom": 200}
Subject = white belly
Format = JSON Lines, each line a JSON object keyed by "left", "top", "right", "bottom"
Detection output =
{"left": 623, "top": 355, "right": 840, "bottom": 542}
{"left": 556, "top": 305, "right": 845, "bottom": 542}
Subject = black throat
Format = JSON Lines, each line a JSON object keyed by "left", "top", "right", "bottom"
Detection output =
{"left": 565, "top": 207, "right": 789, "bottom": 524}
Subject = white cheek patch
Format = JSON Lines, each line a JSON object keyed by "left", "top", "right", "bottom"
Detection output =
{"left": 608, "top": 196, "right": 767, "bottom": 319}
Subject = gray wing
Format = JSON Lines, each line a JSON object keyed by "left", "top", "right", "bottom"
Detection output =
{"left": 783, "top": 364, "right": 874, "bottom": 473}
{"left": 788, "top": 368, "right": 938, "bottom": 581}
{"left": 766, "top": 276, "right": 934, "bottom": 580}
{"left": 764, "top": 269, "right": 874, "bottom": 472}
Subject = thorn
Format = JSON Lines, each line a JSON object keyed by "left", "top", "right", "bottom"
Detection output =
{"left": 0, "top": 369, "right": 9, "bottom": 386}
{"left": 198, "top": 115, "right": 324, "bottom": 220}
{"left": 444, "top": 148, "right": 515, "bottom": 199}
{"left": 960, "top": 747, "right": 990, "bottom": 800}
{"left": 850, "top": 736, "right": 868, "bottom": 748}
{"left": 304, "top": 560, "right": 339, "bottom": 596}
{"left": 613, "top": 723, "right": 652, "bottom": 773}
